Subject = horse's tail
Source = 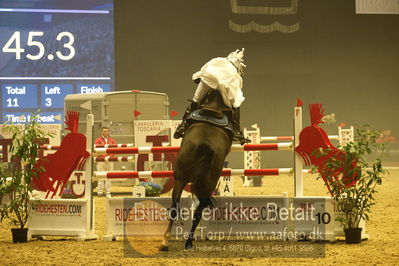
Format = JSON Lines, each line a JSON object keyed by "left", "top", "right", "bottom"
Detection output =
{"left": 190, "top": 141, "right": 216, "bottom": 204}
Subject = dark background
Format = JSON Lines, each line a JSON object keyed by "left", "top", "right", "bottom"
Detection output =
{"left": 114, "top": 0, "right": 399, "bottom": 167}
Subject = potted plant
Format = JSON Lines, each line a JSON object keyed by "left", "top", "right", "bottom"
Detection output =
{"left": 0, "top": 163, "right": 9, "bottom": 206}
{"left": 316, "top": 125, "right": 388, "bottom": 244}
{"left": 136, "top": 182, "right": 163, "bottom": 197}
{"left": 0, "top": 112, "right": 51, "bottom": 243}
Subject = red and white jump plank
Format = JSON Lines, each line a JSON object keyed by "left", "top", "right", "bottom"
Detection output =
{"left": 39, "top": 144, "right": 134, "bottom": 150}
{"left": 94, "top": 144, "right": 135, "bottom": 148}
{"left": 41, "top": 143, "right": 293, "bottom": 157}
{"left": 94, "top": 156, "right": 135, "bottom": 162}
{"left": 261, "top": 135, "right": 339, "bottom": 142}
{"left": 93, "top": 142, "right": 293, "bottom": 155}
{"left": 41, "top": 137, "right": 336, "bottom": 151}
{"left": 95, "top": 168, "right": 312, "bottom": 175}
{"left": 39, "top": 145, "right": 60, "bottom": 150}
{"left": 230, "top": 143, "right": 292, "bottom": 151}
{"left": 93, "top": 168, "right": 315, "bottom": 179}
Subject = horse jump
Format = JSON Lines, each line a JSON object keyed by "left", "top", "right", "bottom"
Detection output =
{"left": 31, "top": 107, "right": 355, "bottom": 243}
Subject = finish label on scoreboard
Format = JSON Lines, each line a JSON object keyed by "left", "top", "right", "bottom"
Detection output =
{"left": 41, "top": 84, "right": 73, "bottom": 108}
{"left": 78, "top": 84, "right": 111, "bottom": 94}
{"left": 2, "top": 84, "right": 38, "bottom": 108}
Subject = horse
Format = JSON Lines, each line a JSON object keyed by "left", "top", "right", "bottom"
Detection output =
{"left": 160, "top": 89, "right": 234, "bottom": 251}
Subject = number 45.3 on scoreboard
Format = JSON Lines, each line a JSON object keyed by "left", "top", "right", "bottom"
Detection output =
{"left": 2, "top": 31, "right": 75, "bottom": 61}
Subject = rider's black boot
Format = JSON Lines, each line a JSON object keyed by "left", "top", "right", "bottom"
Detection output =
{"left": 173, "top": 101, "right": 199, "bottom": 139}
{"left": 232, "top": 107, "right": 250, "bottom": 145}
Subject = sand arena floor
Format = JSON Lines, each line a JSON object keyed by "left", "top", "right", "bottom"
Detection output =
{"left": 1, "top": 170, "right": 398, "bottom": 265}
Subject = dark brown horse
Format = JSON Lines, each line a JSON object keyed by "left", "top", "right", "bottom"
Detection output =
{"left": 160, "top": 90, "right": 234, "bottom": 250}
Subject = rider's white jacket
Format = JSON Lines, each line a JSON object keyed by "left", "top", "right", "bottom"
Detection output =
{"left": 192, "top": 57, "right": 245, "bottom": 108}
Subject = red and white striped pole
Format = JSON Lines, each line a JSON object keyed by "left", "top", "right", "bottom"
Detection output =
{"left": 261, "top": 135, "right": 338, "bottom": 142}
{"left": 94, "top": 156, "right": 135, "bottom": 162}
{"left": 94, "top": 168, "right": 296, "bottom": 179}
{"left": 93, "top": 146, "right": 179, "bottom": 154}
{"left": 93, "top": 142, "right": 293, "bottom": 155}
{"left": 94, "top": 144, "right": 135, "bottom": 148}
{"left": 261, "top": 136, "right": 294, "bottom": 142}
{"left": 40, "top": 145, "right": 60, "bottom": 150}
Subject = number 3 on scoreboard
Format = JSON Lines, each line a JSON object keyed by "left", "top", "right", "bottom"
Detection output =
{"left": 45, "top": 98, "right": 52, "bottom": 107}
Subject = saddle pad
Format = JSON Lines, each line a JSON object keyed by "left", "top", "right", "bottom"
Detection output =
{"left": 189, "top": 109, "right": 229, "bottom": 127}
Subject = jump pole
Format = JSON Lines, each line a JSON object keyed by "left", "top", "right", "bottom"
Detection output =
{"left": 294, "top": 106, "right": 303, "bottom": 197}
{"left": 94, "top": 168, "right": 296, "bottom": 179}
{"left": 85, "top": 113, "right": 96, "bottom": 239}
{"left": 93, "top": 143, "right": 293, "bottom": 155}
{"left": 260, "top": 135, "right": 339, "bottom": 142}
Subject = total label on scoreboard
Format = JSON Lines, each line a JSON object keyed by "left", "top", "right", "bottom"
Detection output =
{"left": 2, "top": 84, "right": 37, "bottom": 108}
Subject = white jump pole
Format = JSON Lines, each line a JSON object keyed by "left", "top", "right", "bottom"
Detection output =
{"left": 85, "top": 113, "right": 96, "bottom": 239}
{"left": 260, "top": 135, "right": 339, "bottom": 142}
{"left": 294, "top": 106, "right": 303, "bottom": 197}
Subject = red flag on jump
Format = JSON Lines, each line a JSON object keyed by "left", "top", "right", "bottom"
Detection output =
{"left": 134, "top": 110, "right": 141, "bottom": 118}
{"left": 297, "top": 98, "right": 303, "bottom": 107}
{"left": 170, "top": 111, "right": 179, "bottom": 118}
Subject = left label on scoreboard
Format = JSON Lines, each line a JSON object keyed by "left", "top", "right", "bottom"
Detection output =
{"left": 1, "top": 84, "right": 37, "bottom": 108}
{"left": 41, "top": 84, "right": 73, "bottom": 108}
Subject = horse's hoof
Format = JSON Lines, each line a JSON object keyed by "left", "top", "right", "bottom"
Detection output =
{"left": 184, "top": 242, "right": 193, "bottom": 250}
{"left": 159, "top": 245, "right": 169, "bottom": 251}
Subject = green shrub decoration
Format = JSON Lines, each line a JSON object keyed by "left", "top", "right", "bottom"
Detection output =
{"left": 136, "top": 182, "right": 163, "bottom": 197}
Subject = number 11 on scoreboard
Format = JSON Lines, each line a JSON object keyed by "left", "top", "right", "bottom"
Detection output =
{"left": 6, "top": 98, "right": 19, "bottom": 107}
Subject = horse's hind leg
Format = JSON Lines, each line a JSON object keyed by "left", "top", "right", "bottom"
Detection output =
{"left": 159, "top": 178, "right": 186, "bottom": 251}
{"left": 185, "top": 197, "right": 212, "bottom": 250}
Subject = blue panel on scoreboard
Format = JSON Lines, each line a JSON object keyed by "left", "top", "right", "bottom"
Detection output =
{"left": 2, "top": 111, "right": 63, "bottom": 124}
{"left": 1, "top": 84, "right": 38, "bottom": 108}
{"left": 0, "top": 0, "right": 115, "bottom": 123}
{"left": 41, "top": 84, "right": 73, "bottom": 108}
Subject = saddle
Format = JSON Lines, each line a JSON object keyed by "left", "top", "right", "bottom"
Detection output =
{"left": 188, "top": 90, "right": 234, "bottom": 132}
{"left": 190, "top": 109, "right": 229, "bottom": 127}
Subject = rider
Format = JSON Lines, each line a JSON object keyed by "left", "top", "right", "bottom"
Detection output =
{"left": 173, "top": 48, "right": 249, "bottom": 145}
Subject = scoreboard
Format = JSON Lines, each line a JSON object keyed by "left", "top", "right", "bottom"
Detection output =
{"left": 0, "top": 0, "right": 114, "bottom": 124}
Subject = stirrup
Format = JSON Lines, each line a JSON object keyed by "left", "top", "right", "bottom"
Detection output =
{"left": 173, "top": 124, "right": 185, "bottom": 139}
{"left": 234, "top": 131, "right": 250, "bottom": 145}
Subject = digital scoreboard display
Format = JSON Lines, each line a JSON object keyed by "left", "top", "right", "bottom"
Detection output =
{"left": 0, "top": 0, "right": 114, "bottom": 124}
